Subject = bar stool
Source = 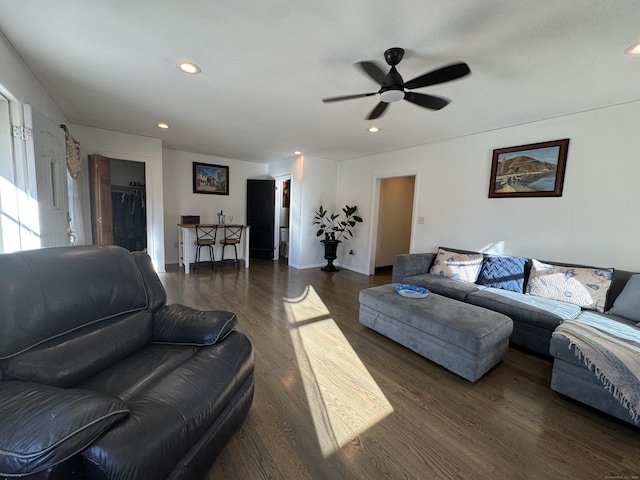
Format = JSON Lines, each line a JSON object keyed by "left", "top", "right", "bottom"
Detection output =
{"left": 220, "top": 225, "right": 243, "bottom": 267}
{"left": 194, "top": 225, "right": 217, "bottom": 272}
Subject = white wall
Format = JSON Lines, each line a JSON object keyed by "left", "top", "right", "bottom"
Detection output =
{"left": 0, "top": 32, "right": 66, "bottom": 126}
{"left": 269, "top": 155, "right": 338, "bottom": 269}
{"left": 69, "top": 124, "right": 165, "bottom": 271}
{"left": 338, "top": 101, "right": 640, "bottom": 274}
{"left": 162, "top": 149, "right": 268, "bottom": 264}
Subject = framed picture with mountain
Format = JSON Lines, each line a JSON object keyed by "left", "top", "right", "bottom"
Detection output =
{"left": 488, "top": 139, "right": 569, "bottom": 198}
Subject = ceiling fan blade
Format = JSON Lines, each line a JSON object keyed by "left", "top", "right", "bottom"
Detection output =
{"left": 367, "top": 102, "right": 389, "bottom": 120}
{"left": 404, "top": 62, "right": 471, "bottom": 90}
{"left": 322, "top": 92, "right": 377, "bottom": 103}
{"left": 357, "top": 61, "right": 390, "bottom": 86}
{"left": 404, "top": 92, "right": 450, "bottom": 110}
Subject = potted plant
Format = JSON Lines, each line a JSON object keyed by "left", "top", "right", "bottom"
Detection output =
{"left": 313, "top": 205, "right": 363, "bottom": 271}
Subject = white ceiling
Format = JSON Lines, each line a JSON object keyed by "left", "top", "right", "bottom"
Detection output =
{"left": 1, "top": 1, "right": 639, "bottom": 164}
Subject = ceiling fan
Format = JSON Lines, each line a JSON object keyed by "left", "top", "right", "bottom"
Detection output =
{"left": 322, "top": 47, "right": 471, "bottom": 120}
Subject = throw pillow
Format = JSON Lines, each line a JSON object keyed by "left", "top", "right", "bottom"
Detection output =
{"left": 526, "top": 259, "right": 613, "bottom": 312}
{"left": 0, "top": 382, "right": 128, "bottom": 476}
{"left": 429, "top": 248, "right": 483, "bottom": 283}
{"left": 476, "top": 256, "right": 527, "bottom": 293}
{"left": 609, "top": 274, "right": 640, "bottom": 322}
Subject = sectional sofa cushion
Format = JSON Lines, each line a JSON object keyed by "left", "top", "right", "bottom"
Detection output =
{"left": 476, "top": 256, "right": 527, "bottom": 293}
{"left": 429, "top": 248, "right": 483, "bottom": 283}
{"left": 608, "top": 274, "right": 640, "bottom": 322}
{"left": 527, "top": 259, "right": 614, "bottom": 312}
{"left": 467, "top": 286, "right": 582, "bottom": 331}
{"left": 0, "top": 382, "right": 128, "bottom": 476}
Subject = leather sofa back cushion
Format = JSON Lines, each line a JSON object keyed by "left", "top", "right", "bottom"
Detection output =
{"left": 0, "top": 381, "right": 128, "bottom": 476}
{"left": 0, "top": 246, "right": 148, "bottom": 359}
{"left": 2, "top": 310, "right": 153, "bottom": 387}
{"left": 133, "top": 250, "right": 167, "bottom": 312}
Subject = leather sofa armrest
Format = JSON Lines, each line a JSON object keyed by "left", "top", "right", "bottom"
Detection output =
{"left": 152, "top": 304, "right": 238, "bottom": 346}
{"left": 0, "top": 381, "right": 128, "bottom": 477}
{"left": 392, "top": 253, "right": 436, "bottom": 283}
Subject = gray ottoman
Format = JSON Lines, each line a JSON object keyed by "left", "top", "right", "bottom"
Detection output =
{"left": 359, "top": 284, "right": 513, "bottom": 382}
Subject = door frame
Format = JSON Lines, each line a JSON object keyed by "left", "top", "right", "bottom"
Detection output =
{"left": 367, "top": 170, "right": 419, "bottom": 275}
{"left": 273, "top": 174, "right": 291, "bottom": 261}
{"left": 88, "top": 151, "right": 160, "bottom": 270}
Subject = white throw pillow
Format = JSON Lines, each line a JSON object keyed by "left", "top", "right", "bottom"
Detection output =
{"left": 527, "top": 259, "right": 613, "bottom": 312}
{"left": 429, "top": 248, "right": 483, "bottom": 283}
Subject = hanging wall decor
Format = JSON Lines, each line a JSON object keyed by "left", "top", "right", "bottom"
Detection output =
{"left": 193, "top": 162, "right": 229, "bottom": 195}
{"left": 488, "top": 139, "right": 569, "bottom": 198}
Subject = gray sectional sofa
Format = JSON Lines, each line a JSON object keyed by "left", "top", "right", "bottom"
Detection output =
{"left": 392, "top": 247, "right": 640, "bottom": 426}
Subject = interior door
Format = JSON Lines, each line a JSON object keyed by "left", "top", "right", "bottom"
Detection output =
{"left": 31, "top": 106, "right": 69, "bottom": 247}
{"left": 247, "top": 179, "right": 275, "bottom": 259}
{"left": 375, "top": 176, "right": 415, "bottom": 268}
{"left": 89, "top": 154, "right": 113, "bottom": 245}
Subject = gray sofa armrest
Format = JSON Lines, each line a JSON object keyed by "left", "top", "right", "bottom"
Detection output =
{"left": 153, "top": 304, "right": 238, "bottom": 346}
{"left": 392, "top": 253, "right": 436, "bottom": 283}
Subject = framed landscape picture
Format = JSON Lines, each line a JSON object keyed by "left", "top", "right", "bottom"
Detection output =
{"left": 488, "top": 139, "right": 569, "bottom": 198}
{"left": 193, "top": 162, "right": 229, "bottom": 195}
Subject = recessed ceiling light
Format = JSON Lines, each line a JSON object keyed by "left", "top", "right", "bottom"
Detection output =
{"left": 625, "top": 42, "right": 640, "bottom": 56}
{"left": 368, "top": 126, "right": 380, "bottom": 133}
{"left": 177, "top": 61, "right": 201, "bottom": 74}
{"left": 157, "top": 123, "right": 170, "bottom": 129}
{"left": 293, "top": 150, "right": 302, "bottom": 155}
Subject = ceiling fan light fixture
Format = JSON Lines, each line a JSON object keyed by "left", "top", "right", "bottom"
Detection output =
{"left": 625, "top": 42, "right": 640, "bottom": 56}
{"left": 379, "top": 89, "right": 405, "bottom": 103}
{"left": 368, "top": 126, "right": 380, "bottom": 133}
{"left": 293, "top": 150, "right": 302, "bottom": 155}
{"left": 177, "top": 61, "right": 201, "bottom": 74}
{"left": 157, "top": 122, "right": 170, "bottom": 129}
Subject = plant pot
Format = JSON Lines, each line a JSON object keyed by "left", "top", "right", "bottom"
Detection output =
{"left": 320, "top": 239, "right": 341, "bottom": 272}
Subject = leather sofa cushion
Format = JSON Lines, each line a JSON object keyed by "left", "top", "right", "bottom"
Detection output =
{"left": 133, "top": 250, "right": 167, "bottom": 312}
{"left": 0, "top": 246, "right": 148, "bottom": 359}
{"left": 2, "top": 311, "right": 153, "bottom": 387}
{"left": 153, "top": 304, "right": 237, "bottom": 345}
{"left": 81, "top": 332, "right": 254, "bottom": 480}
{"left": 0, "top": 382, "right": 128, "bottom": 476}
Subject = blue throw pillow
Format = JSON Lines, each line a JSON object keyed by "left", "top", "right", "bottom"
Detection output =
{"left": 476, "top": 256, "right": 526, "bottom": 293}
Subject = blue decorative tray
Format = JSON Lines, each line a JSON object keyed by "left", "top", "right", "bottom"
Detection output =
{"left": 396, "top": 284, "right": 430, "bottom": 299}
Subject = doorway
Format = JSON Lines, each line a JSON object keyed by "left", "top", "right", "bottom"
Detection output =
{"left": 89, "top": 154, "right": 147, "bottom": 252}
{"left": 373, "top": 175, "right": 416, "bottom": 271}
{"left": 274, "top": 176, "right": 291, "bottom": 263}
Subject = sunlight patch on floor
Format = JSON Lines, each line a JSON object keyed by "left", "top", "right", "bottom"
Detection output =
{"left": 284, "top": 285, "right": 394, "bottom": 457}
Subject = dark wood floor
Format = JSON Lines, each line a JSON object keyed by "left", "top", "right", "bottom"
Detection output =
{"left": 160, "top": 259, "right": 640, "bottom": 480}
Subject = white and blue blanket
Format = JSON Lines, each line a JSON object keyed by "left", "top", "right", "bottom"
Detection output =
{"left": 553, "top": 311, "right": 640, "bottom": 424}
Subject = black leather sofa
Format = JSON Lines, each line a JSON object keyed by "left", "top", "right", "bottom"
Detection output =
{"left": 0, "top": 245, "right": 254, "bottom": 479}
